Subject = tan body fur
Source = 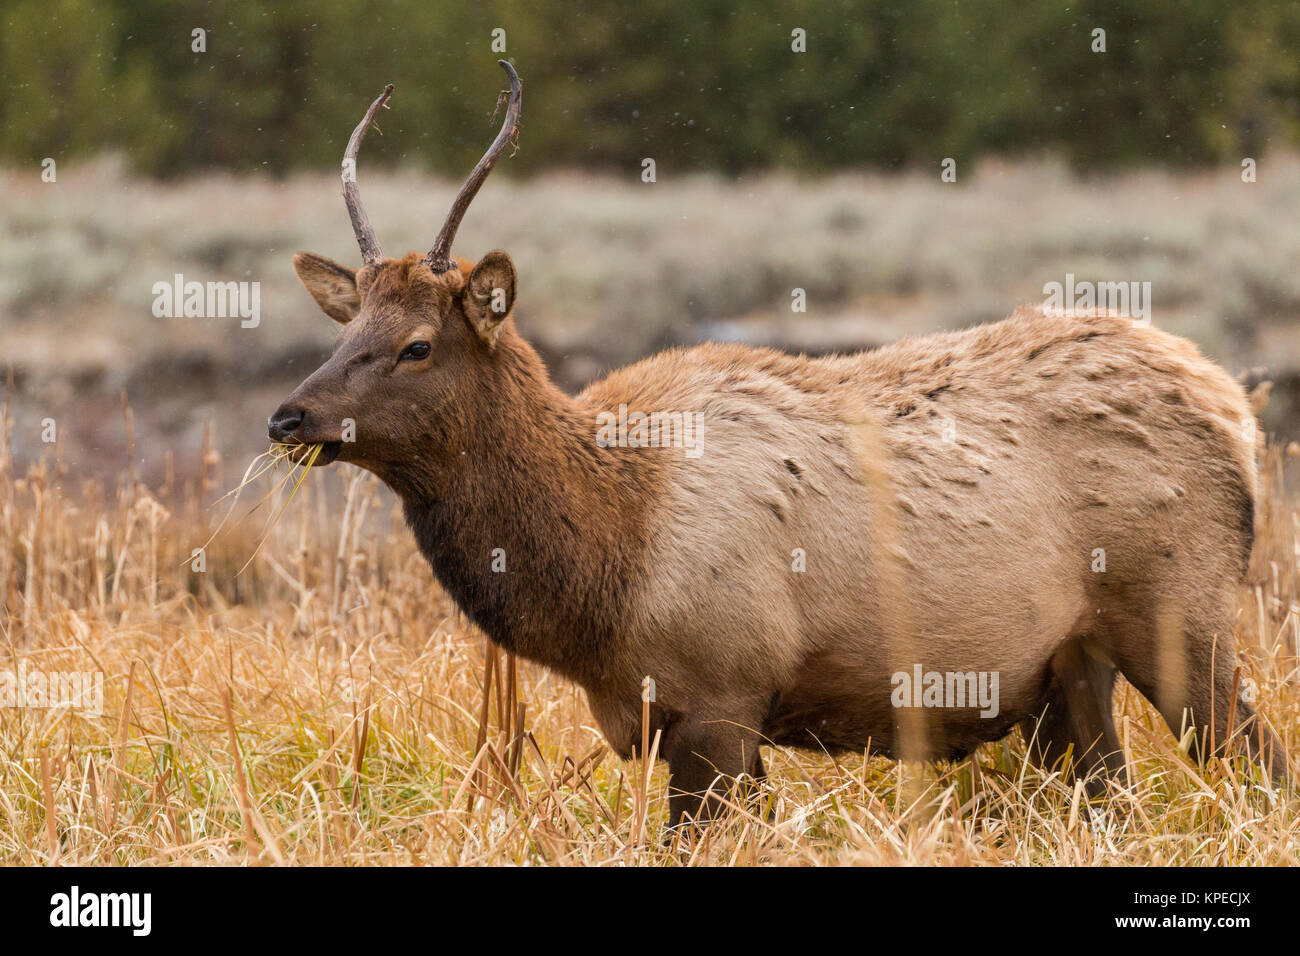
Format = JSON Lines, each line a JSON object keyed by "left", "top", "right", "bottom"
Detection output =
{"left": 581, "top": 308, "right": 1267, "bottom": 771}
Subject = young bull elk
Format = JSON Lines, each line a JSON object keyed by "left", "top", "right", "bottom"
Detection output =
{"left": 270, "top": 62, "right": 1290, "bottom": 824}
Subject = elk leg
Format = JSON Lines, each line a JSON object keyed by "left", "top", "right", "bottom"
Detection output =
{"left": 1228, "top": 697, "right": 1290, "bottom": 783}
{"left": 1160, "top": 621, "right": 1287, "bottom": 781}
{"left": 663, "top": 717, "right": 764, "bottom": 827}
{"left": 1113, "top": 612, "right": 1290, "bottom": 783}
{"left": 1024, "top": 638, "right": 1126, "bottom": 794}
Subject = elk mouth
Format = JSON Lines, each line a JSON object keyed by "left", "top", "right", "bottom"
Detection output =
{"left": 277, "top": 440, "right": 343, "bottom": 466}
{"left": 314, "top": 441, "right": 343, "bottom": 465}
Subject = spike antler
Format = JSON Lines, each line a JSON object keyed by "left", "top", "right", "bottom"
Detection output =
{"left": 425, "top": 60, "right": 523, "bottom": 274}
{"left": 342, "top": 83, "right": 395, "bottom": 265}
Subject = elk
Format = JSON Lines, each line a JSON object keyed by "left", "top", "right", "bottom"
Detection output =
{"left": 270, "top": 61, "right": 1290, "bottom": 825}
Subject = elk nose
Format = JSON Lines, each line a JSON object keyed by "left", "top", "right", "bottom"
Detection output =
{"left": 268, "top": 405, "right": 305, "bottom": 443}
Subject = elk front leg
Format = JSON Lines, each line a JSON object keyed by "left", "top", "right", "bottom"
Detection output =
{"left": 662, "top": 716, "right": 764, "bottom": 827}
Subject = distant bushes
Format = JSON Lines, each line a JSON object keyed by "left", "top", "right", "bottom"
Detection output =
{"left": 1, "top": 0, "right": 1298, "bottom": 177}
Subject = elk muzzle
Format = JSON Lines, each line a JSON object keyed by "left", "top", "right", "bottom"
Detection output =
{"left": 268, "top": 390, "right": 344, "bottom": 465}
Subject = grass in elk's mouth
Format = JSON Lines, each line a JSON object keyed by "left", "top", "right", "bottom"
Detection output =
{"left": 182, "top": 442, "right": 325, "bottom": 575}
{"left": 238, "top": 442, "right": 323, "bottom": 574}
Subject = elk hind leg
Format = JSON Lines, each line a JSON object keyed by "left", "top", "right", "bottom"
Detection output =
{"left": 1024, "top": 637, "right": 1126, "bottom": 795}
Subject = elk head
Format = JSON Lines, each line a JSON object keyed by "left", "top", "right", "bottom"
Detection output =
{"left": 268, "top": 62, "right": 523, "bottom": 490}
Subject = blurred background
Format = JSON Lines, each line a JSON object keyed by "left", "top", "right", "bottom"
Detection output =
{"left": 2, "top": 0, "right": 1299, "bottom": 485}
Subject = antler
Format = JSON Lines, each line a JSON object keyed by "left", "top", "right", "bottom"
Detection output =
{"left": 342, "top": 83, "right": 394, "bottom": 265}
{"left": 425, "top": 60, "right": 523, "bottom": 274}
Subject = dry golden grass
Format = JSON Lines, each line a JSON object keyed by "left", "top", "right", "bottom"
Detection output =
{"left": 1, "top": 399, "right": 1298, "bottom": 866}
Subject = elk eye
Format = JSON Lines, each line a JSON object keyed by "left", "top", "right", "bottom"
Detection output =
{"left": 400, "top": 342, "right": 431, "bottom": 361}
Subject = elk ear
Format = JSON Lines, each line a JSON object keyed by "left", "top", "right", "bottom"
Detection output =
{"left": 462, "top": 251, "right": 517, "bottom": 346}
{"left": 293, "top": 252, "right": 361, "bottom": 324}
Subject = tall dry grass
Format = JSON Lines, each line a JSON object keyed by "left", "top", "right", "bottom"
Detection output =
{"left": 1, "top": 395, "right": 1298, "bottom": 866}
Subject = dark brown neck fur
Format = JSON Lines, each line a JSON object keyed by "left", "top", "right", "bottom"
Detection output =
{"left": 394, "top": 325, "right": 662, "bottom": 682}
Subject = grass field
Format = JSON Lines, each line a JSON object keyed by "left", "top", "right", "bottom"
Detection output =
{"left": 1, "top": 394, "right": 1298, "bottom": 866}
